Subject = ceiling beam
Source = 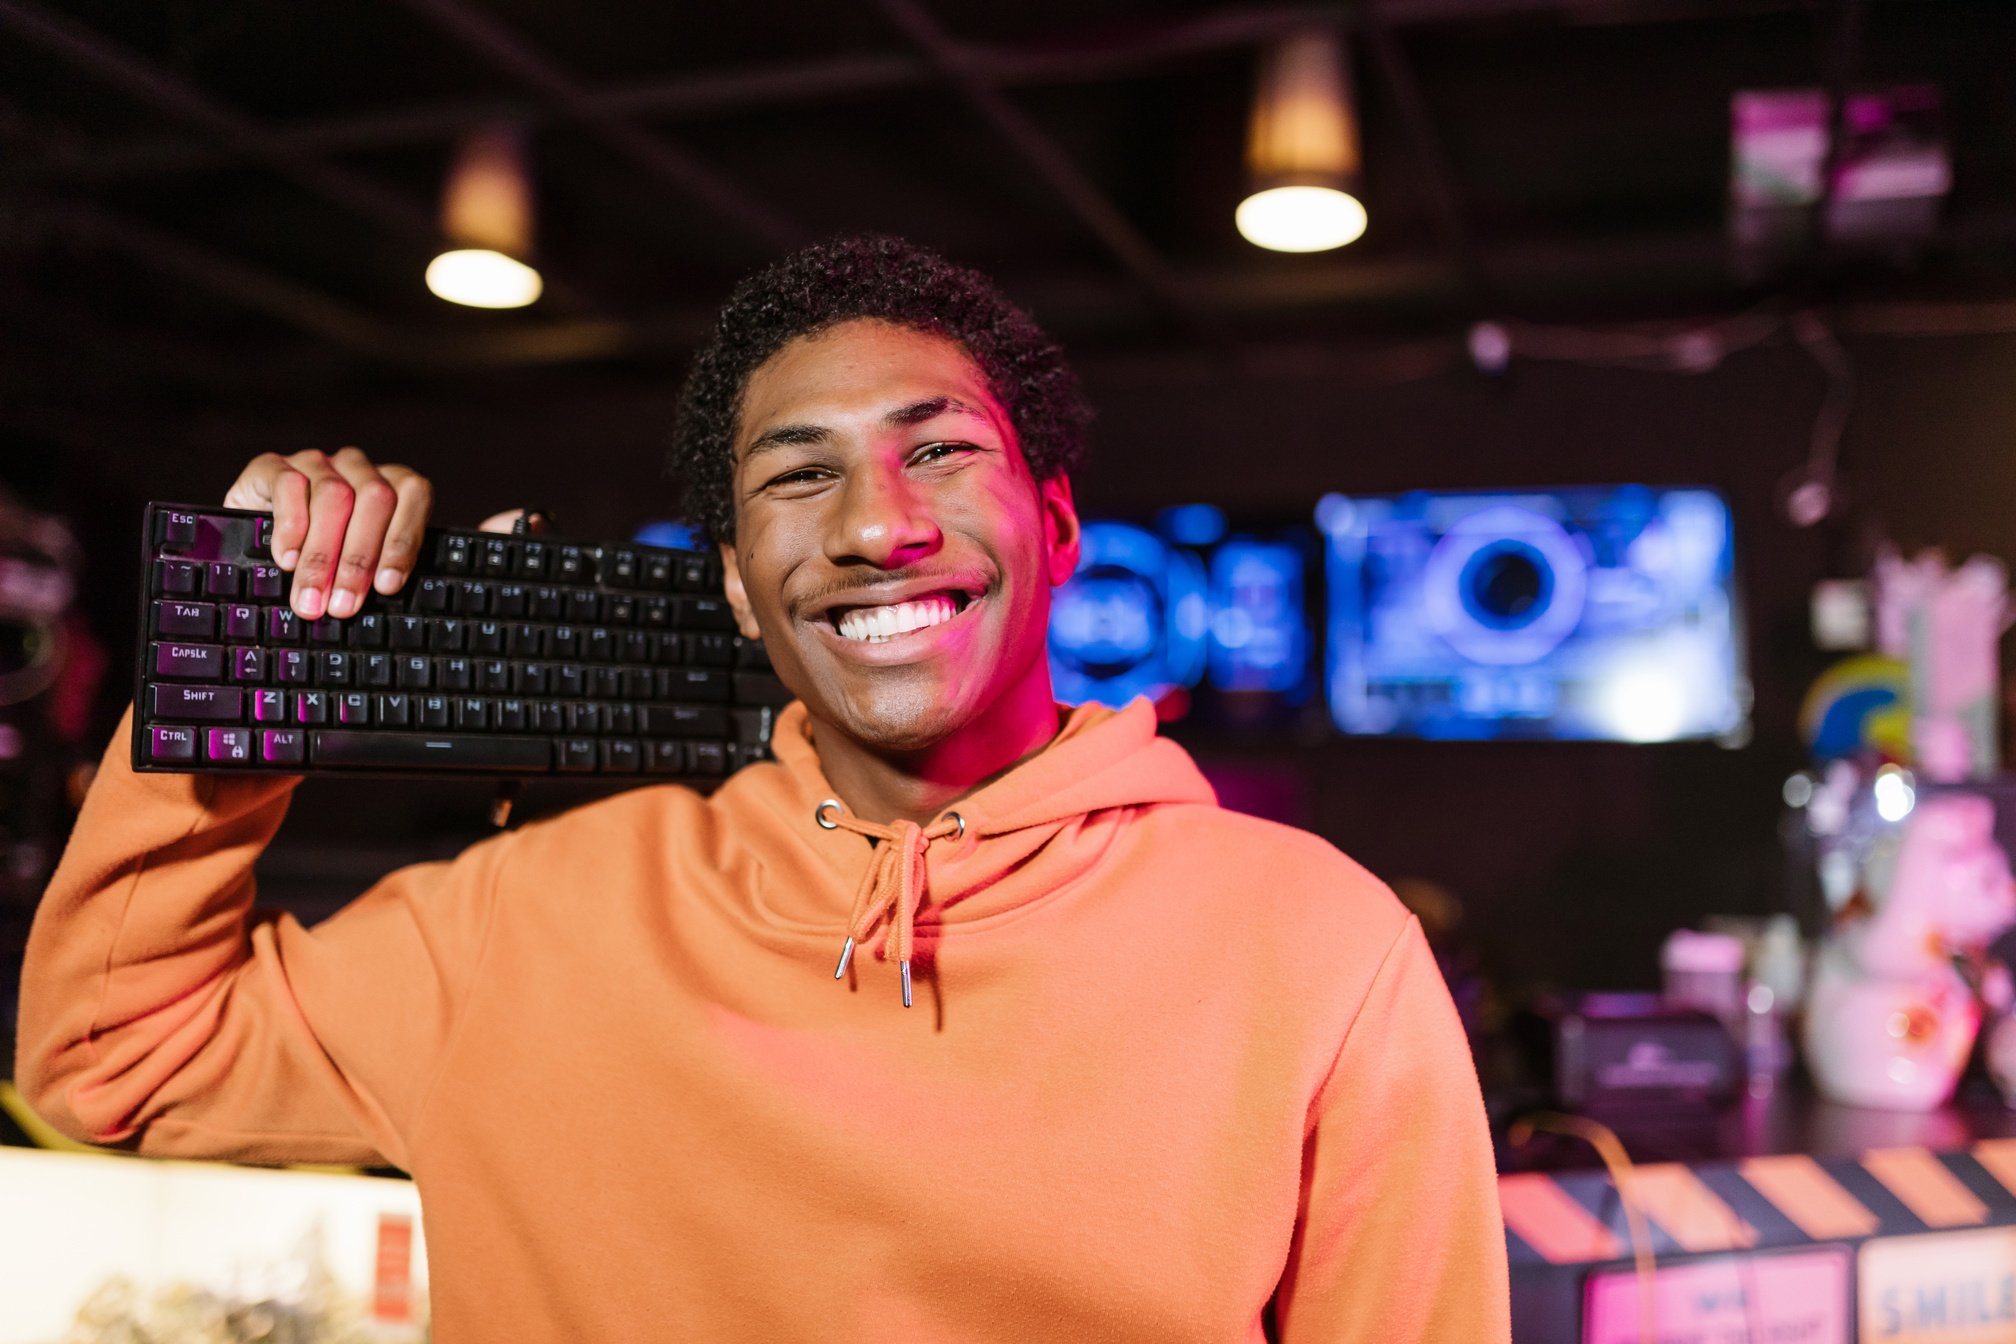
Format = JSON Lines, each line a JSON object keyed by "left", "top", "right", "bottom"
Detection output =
{"left": 870, "top": 0, "right": 1221, "bottom": 343}
{"left": 33, "top": 0, "right": 1828, "bottom": 184}
{"left": 388, "top": 0, "right": 804, "bottom": 254}
{"left": 0, "top": 0, "right": 441, "bottom": 247}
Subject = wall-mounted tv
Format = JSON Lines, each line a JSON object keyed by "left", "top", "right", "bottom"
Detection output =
{"left": 1319, "top": 486, "right": 1749, "bottom": 742}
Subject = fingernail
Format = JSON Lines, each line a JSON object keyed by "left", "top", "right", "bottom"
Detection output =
{"left": 328, "top": 588, "right": 357, "bottom": 618}
{"left": 279, "top": 549, "right": 300, "bottom": 569}
{"left": 375, "top": 567, "right": 402, "bottom": 593}
{"left": 297, "top": 587, "right": 324, "bottom": 619}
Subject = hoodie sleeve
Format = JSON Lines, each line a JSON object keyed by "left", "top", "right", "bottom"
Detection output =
{"left": 1273, "top": 915, "right": 1510, "bottom": 1343}
{"left": 13, "top": 708, "right": 508, "bottom": 1170}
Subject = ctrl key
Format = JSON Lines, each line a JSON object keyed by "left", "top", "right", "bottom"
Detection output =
{"left": 147, "top": 725, "right": 198, "bottom": 763}
{"left": 259, "top": 728, "right": 306, "bottom": 767}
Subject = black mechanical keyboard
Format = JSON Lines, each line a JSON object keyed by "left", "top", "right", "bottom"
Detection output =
{"left": 134, "top": 502, "right": 789, "bottom": 777}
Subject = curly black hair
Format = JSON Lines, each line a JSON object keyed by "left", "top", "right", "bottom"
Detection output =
{"left": 669, "top": 234, "right": 1091, "bottom": 543}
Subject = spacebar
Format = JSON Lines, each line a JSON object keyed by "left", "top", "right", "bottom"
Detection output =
{"left": 310, "top": 731, "right": 552, "bottom": 772}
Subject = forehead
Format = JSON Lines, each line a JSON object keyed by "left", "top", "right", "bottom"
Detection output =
{"left": 733, "top": 319, "right": 1011, "bottom": 455}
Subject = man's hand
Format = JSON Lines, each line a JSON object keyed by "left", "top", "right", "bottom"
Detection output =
{"left": 223, "top": 448, "right": 432, "bottom": 621}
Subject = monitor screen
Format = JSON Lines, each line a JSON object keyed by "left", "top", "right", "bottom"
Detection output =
{"left": 1319, "top": 486, "right": 1749, "bottom": 742}
{"left": 1050, "top": 509, "right": 1316, "bottom": 715}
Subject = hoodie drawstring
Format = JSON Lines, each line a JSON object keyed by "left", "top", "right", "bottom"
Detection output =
{"left": 815, "top": 799, "right": 965, "bottom": 1007}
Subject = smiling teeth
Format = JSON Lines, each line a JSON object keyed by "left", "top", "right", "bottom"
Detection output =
{"left": 837, "top": 595, "right": 959, "bottom": 643}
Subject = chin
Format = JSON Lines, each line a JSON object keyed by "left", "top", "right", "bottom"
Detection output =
{"left": 823, "top": 679, "right": 975, "bottom": 755}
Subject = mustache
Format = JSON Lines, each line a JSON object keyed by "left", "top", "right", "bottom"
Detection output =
{"left": 797, "top": 567, "right": 980, "bottom": 611}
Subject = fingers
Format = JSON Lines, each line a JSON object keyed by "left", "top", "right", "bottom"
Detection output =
{"left": 376, "top": 466, "right": 434, "bottom": 595}
{"left": 325, "top": 448, "right": 399, "bottom": 618}
{"left": 286, "top": 453, "right": 358, "bottom": 620}
{"left": 476, "top": 508, "right": 549, "bottom": 535}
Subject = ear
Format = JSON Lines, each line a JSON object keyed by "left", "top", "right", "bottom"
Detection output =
{"left": 718, "top": 541, "right": 765, "bottom": 641}
{"left": 1040, "top": 473, "right": 1081, "bottom": 588}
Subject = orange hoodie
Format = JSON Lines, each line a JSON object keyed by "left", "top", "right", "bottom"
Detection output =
{"left": 18, "top": 698, "right": 1508, "bottom": 1342}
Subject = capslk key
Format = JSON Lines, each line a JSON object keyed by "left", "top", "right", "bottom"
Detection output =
{"left": 153, "top": 641, "right": 225, "bottom": 680}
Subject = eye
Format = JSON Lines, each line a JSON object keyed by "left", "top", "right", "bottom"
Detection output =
{"left": 912, "top": 441, "right": 975, "bottom": 466}
{"left": 764, "top": 466, "right": 831, "bottom": 490}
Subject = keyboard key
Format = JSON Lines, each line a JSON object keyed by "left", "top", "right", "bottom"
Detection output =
{"left": 260, "top": 728, "right": 305, "bottom": 766}
{"left": 157, "top": 509, "right": 198, "bottom": 547}
{"left": 513, "top": 662, "right": 550, "bottom": 694}
{"left": 675, "top": 597, "right": 737, "bottom": 631}
{"left": 642, "top": 554, "right": 675, "bottom": 590}
{"left": 735, "top": 671, "right": 793, "bottom": 706}
{"left": 312, "top": 731, "right": 551, "bottom": 772}
{"left": 351, "top": 613, "right": 387, "bottom": 648}
{"left": 391, "top": 615, "right": 428, "bottom": 650}
{"left": 565, "top": 590, "right": 600, "bottom": 623}
{"left": 516, "top": 543, "right": 548, "bottom": 579}
{"left": 688, "top": 741, "right": 727, "bottom": 775}
{"left": 338, "top": 692, "right": 372, "bottom": 726}
{"left": 155, "top": 600, "right": 217, "bottom": 639}
{"left": 619, "top": 631, "right": 650, "bottom": 664}
{"left": 692, "top": 634, "right": 734, "bottom": 666}
{"left": 555, "top": 665, "right": 585, "bottom": 698}
{"left": 621, "top": 667, "right": 653, "bottom": 699}
{"left": 206, "top": 727, "right": 252, "bottom": 764}
{"left": 316, "top": 652, "right": 352, "bottom": 685}
{"left": 397, "top": 656, "right": 432, "bottom": 689}
{"left": 295, "top": 691, "right": 329, "bottom": 725}
{"left": 507, "top": 624, "right": 545, "bottom": 657}
{"left": 556, "top": 546, "right": 589, "bottom": 582}
{"left": 607, "top": 550, "right": 640, "bottom": 586}
{"left": 377, "top": 693, "right": 412, "bottom": 727}
{"left": 254, "top": 515, "right": 275, "bottom": 554}
{"left": 249, "top": 565, "right": 285, "bottom": 599}
{"left": 146, "top": 725, "right": 198, "bottom": 763}
{"left": 646, "top": 740, "right": 685, "bottom": 772}
{"left": 478, "top": 659, "right": 510, "bottom": 692}
{"left": 641, "top": 705, "right": 728, "bottom": 737}
{"left": 154, "top": 641, "right": 224, "bottom": 680}
{"left": 458, "top": 581, "right": 492, "bottom": 616}
{"left": 267, "top": 608, "right": 302, "bottom": 643}
{"left": 557, "top": 737, "right": 597, "bottom": 772}
{"left": 231, "top": 647, "right": 267, "bottom": 683}
{"left": 565, "top": 702, "right": 599, "bottom": 734}
{"left": 550, "top": 626, "right": 581, "bottom": 659}
{"left": 308, "top": 616, "right": 345, "bottom": 645}
{"left": 529, "top": 587, "right": 564, "bottom": 620}
{"left": 360, "top": 652, "right": 394, "bottom": 688}
{"left": 479, "top": 538, "right": 512, "bottom": 577}
{"left": 438, "top": 535, "right": 473, "bottom": 574}
{"left": 252, "top": 690, "right": 288, "bottom": 723}
{"left": 607, "top": 596, "right": 638, "bottom": 625}
{"left": 455, "top": 697, "right": 490, "bottom": 730}
{"left": 662, "top": 668, "right": 731, "bottom": 702}
{"left": 430, "top": 619, "right": 468, "bottom": 653}
{"left": 586, "top": 627, "right": 614, "bottom": 661}
{"left": 675, "top": 555, "right": 711, "bottom": 592}
{"left": 420, "top": 695, "right": 451, "bottom": 728}
{"left": 736, "top": 639, "right": 773, "bottom": 670}
{"left": 415, "top": 577, "right": 453, "bottom": 613}
{"left": 472, "top": 621, "right": 506, "bottom": 655}
{"left": 275, "top": 649, "right": 312, "bottom": 685}
{"left": 493, "top": 584, "right": 529, "bottom": 617}
{"left": 641, "top": 597, "right": 672, "bottom": 629}
{"left": 150, "top": 683, "right": 243, "bottom": 720}
{"left": 590, "top": 667, "right": 621, "bottom": 699}
{"left": 156, "top": 559, "right": 200, "bottom": 595}
{"left": 600, "top": 739, "right": 641, "bottom": 771}
{"left": 599, "top": 703, "right": 636, "bottom": 735}
{"left": 650, "top": 635, "right": 687, "bottom": 667}
{"left": 534, "top": 701, "right": 566, "bottom": 733}
{"left": 439, "top": 658, "right": 473, "bottom": 692}
{"left": 205, "top": 563, "right": 240, "bottom": 598}
{"left": 224, "top": 604, "right": 260, "bottom": 640}
{"left": 497, "top": 698, "right": 528, "bottom": 731}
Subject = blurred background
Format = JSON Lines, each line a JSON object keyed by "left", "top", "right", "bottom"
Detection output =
{"left": 7, "top": 2, "right": 2016, "bottom": 1336}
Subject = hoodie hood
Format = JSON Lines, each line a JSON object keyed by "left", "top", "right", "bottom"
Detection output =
{"left": 708, "top": 697, "right": 1216, "bottom": 1001}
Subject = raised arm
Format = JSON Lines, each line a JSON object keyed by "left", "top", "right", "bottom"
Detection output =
{"left": 1273, "top": 917, "right": 1511, "bottom": 1342}
{"left": 13, "top": 449, "right": 502, "bottom": 1169}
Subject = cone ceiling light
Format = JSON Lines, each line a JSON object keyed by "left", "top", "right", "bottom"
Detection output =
{"left": 426, "top": 128, "right": 544, "bottom": 309}
{"left": 1237, "top": 30, "right": 1367, "bottom": 252}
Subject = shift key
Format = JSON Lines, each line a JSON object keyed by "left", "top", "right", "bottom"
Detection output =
{"left": 153, "top": 641, "right": 225, "bottom": 679}
{"left": 150, "top": 684, "right": 244, "bottom": 721}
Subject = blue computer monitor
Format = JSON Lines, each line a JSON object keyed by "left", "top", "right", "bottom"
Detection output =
{"left": 1319, "top": 486, "right": 1749, "bottom": 742}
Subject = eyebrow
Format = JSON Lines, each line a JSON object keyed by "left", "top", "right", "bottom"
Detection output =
{"left": 742, "top": 396, "right": 992, "bottom": 461}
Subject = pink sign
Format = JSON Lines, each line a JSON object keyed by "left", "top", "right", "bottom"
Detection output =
{"left": 1583, "top": 1246, "right": 1851, "bottom": 1344}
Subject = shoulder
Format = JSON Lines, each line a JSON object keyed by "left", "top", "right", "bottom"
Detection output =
{"left": 1131, "top": 799, "right": 1410, "bottom": 939}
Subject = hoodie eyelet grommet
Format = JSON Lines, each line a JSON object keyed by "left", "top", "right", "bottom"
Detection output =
{"left": 814, "top": 799, "right": 843, "bottom": 830}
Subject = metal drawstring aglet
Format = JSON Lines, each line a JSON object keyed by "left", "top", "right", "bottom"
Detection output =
{"left": 900, "top": 960, "right": 913, "bottom": 1008}
{"left": 834, "top": 937, "right": 855, "bottom": 980}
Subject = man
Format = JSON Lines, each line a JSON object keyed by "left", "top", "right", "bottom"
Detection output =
{"left": 18, "top": 236, "right": 1509, "bottom": 1340}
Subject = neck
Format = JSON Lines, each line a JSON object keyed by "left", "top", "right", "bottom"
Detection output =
{"left": 811, "top": 668, "right": 1062, "bottom": 826}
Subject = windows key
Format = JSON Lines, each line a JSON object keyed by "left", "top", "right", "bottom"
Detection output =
{"left": 206, "top": 727, "right": 252, "bottom": 763}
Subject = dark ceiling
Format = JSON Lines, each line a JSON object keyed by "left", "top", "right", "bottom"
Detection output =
{"left": 2, "top": 0, "right": 2012, "bottom": 425}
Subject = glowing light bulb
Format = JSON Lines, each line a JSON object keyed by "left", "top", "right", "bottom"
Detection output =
{"left": 426, "top": 248, "right": 543, "bottom": 309}
{"left": 1236, "top": 185, "right": 1367, "bottom": 252}
{"left": 1873, "top": 768, "right": 1916, "bottom": 823}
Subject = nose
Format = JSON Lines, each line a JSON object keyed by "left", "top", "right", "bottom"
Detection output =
{"left": 826, "top": 458, "right": 941, "bottom": 569}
